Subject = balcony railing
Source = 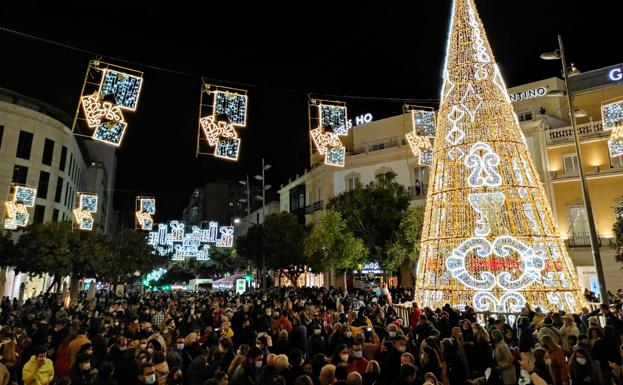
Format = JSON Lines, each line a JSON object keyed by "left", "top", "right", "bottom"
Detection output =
{"left": 304, "top": 200, "right": 324, "bottom": 215}
{"left": 566, "top": 231, "right": 602, "bottom": 248}
{"left": 352, "top": 137, "right": 406, "bottom": 155}
{"left": 408, "top": 184, "right": 428, "bottom": 200}
{"left": 546, "top": 121, "right": 605, "bottom": 145}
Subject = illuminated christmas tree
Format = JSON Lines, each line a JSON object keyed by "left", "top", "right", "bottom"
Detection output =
{"left": 414, "top": 0, "right": 585, "bottom": 312}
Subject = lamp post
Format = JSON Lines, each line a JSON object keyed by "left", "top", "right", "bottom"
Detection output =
{"left": 541, "top": 35, "right": 608, "bottom": 304}
{"left": 254, "top": 158, "right": 272, "bottom": 292}
{"left": 238, "top": 175, "right": 251, "bottom": 218}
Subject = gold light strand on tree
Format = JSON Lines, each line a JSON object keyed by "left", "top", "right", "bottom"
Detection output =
{"left": 414, "top": 0, "right": 585, "bottom": 313}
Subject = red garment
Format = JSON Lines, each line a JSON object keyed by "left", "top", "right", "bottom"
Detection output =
{"left": 410, "top": 308, "right": 422, "bottom": 329}
{"left": 275, "top": 316, "right": 292, "bottom": 333}
{"left": 549, "top": 346, "right": 569, "bottom": 385}
{"left": 347, "top": 357, "right": 369, "bottom": 374}
{"left": 54, "top": 340, "right": 72, "bottom": 377}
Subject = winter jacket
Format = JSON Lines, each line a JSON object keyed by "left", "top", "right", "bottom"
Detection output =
{"left": 22, "top": 356, "right": 54, "bottom": 385}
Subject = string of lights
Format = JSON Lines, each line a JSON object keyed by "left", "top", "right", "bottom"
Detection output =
{"left": 0, "top": 25, "right": 440, "bottom": 105}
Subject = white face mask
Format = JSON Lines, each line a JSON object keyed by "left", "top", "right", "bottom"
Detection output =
{"left": 144, "top": 374, "right": 156, "bottom": 384}
{"left": 576, "top": 357, "right": 587, "bottom": 365}
{"left": 340, "top": 354, "right": 349, "bottom": 362}
{"left": 147, "top": 348, "right": 154, "bottom": 354}
{"left": 345, "top": 332, "right": 352, "bottom": 338}
{"left": 255, "top": 361, "right": 263, "bottom": 369}
{"left": 389, "top": 331, "right": 396, "bottom": 338}
{"left": 314, "top": 329, "right": 321, "bottom": 335}
{"left": 544, "top": 358, "right": 552, "bottom": 365}
{"left": 397, "top": 345, "right": 406, "bottom": 353}
{"left": 354, "top": 351, "right": 363, "bottom": 358}
{"left": 140, "top": 344, "right": 148, "bottom": 350}
{"left": 177, "top": 344, "right": 185, "bottom": 350}
{"left": 119, "top": 346, "right": 127, "bottom": 351}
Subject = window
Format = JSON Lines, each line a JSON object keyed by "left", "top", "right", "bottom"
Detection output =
{"left": 12, "top": 165, "right": 28, "bottom": 184}
{"left": 517, "top": 112, "right": 533, "bottom": 122}
{"left": 42, "top": 139, "right": 54, "bottom": 166}
{"left": 52, "top": 208, "right": 59, "bottom": 222}
{"left": 33, "top": 205, "right": 45, "bottom": 224}
{"left": 16, "top": 130, "right": 33, "bottom": 160}
{"left": 348, "top": 177, "right": 360, "bottom": 191}
{"left": 59, "top": 146, "right": 67, "bottom": 171}
{"left": 64, "top": 182, "right": 69, "bottom": 207}
{"left": 55, "top": 177, "right": 63, "bottom": 203}
{"left": 0, "top": 125, "right": 4, "bottom": 149}
{"left": 37, "top": 171, "right": 50, "bottom": 199}
{"left": 563, "top": 153, "right": 579, "bottom": 174}
{"left": 69, "top": 154, "right": 74, "bottom": 178}
{"left": 370, "top": 143, "right": 385, "bottom": 152}
{"left": 568, "top": 206, "right": 589, "bottom": 237}
{"left": 317, "top": 185, "right": 323, "bottom": 202}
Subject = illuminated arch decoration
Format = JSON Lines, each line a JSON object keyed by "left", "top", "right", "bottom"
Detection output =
{"left": 135, "top": 196, "right": 156, "bottom": 231}
{"left": 72, "top": 60, "right": 143, "bottom": 146}
{"left": 147, "top": 220, "right": 234, "bottom": 261}
{"left": 601, "top": 98, "right": 623, "bottom": 157}
{"left": 414, "top": 0, "right": 585, "bottom": 312}
{"left": 197, "top": 84, "right": 248, "bottom": 161}
{"left": 73, "top": 193, "right": 98, "bottom": 231}
{"left": 3, "top": 185, "right": 37, "bottom": 230}
{"left": 309, "top": 99, "right": 349, "bottom": 167}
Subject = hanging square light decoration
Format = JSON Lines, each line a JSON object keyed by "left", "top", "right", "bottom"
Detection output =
{"left": 72, "top": 60, "right": 143, "bottom": 147}
{"left": 309, "top": 100, "right": 349, "bottom": 167}
{"left": 3, "top": 185, "right": 37, "bottom": 230}
{"left": 73, "top": 192, "right": 98, "bottom": 231}
{"left": 136, "top": 196, "right": 156, "bottom": 231}
{"left": 602, "top": 98, "right": 623, "bottom": 157}
{"left": 197, "top": 84, "right": 247, "bottom": 161}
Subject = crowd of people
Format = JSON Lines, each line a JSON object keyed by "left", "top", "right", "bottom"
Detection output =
{"left": 0, "top": 286, "right": 622, "bottom": 385}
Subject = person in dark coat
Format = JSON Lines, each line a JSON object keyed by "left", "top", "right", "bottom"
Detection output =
{"left": 306, "top": 324, "right": 325, "bottom": 361}
{"left": 286, "top": 349, "right": 306, "bottom": 385}
{"left": 230, "top": 347, "right": 263, "bottom": 385}
{"left": 70, "top": 352, "right": 93, "bottom": 385}
{"left": 92, "top": 361, "right": 117, "bottom": 385}
{"left": 185, "top": 344, "right": 211, "bottom": 385}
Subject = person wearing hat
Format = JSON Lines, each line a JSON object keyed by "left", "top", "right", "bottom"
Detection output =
{"left": 70, "top": 352, "right": 93, "bottom": 385}
{"left": 559, "top": 314, "right": 579, "bottom": 353}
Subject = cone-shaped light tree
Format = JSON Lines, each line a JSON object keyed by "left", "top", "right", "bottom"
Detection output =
{"left": 415, "top": 0, "right": 585, "bottom": 313}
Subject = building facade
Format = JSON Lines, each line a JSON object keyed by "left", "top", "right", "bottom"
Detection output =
{"left": 508, "top": 74, "right": 623, "bottom": 292}
{"left": 0, "top": 88, "right": 117, "bottom": 299}
{"left": 279, "top": 113, "right": 427, "bottom": 287}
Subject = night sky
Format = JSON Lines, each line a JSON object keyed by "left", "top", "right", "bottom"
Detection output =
{"left": 1, "top": 1, "right": 621, "bottom": 220}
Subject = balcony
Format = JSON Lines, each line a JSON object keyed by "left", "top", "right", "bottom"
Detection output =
{"left": 566, "top": 232, "right": 601, "bottom": 248}
{"left": 408, "top": 184, "right": 427, "bottom": 200}
{"left": 352, "top": 137, "right": 406, "bottom": 155}
{"left": 304, "top": 200, "right": 324, "bottom": 215}
{"left": 545, "top": 120, "right": 607, "bottom": 145}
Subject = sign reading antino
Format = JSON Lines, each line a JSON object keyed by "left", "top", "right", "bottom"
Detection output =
{"left": 509, "top": 87, "right": 547, "bottom": 102}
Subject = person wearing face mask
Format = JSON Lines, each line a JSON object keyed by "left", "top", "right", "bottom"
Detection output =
{"left": 382, "top": 337, "right": 409, "bottom": 385}
{"left": 230, "top": 347, "right": 263, "bottom": 385}
{"left": 330, "top": 344, "right": 351, "bottom": 367}
{"left": 166, "top": 338, "right": 185, "bottom": 371}
{"left": 337, "top": 326, "right": 355, "bottom": 347}
{"left": 347, "top": 343, "right": 368, "bottom": 374}
{"left": 306, "top": 323, "right": 325, "bottom": 360}
{"left": 541, "top": 335, "right": 569, "bottom": 385}
{"left": 69, "top": 353, "right": 93, "bottom": 385}
{"left": 138, "top": 362, "right": 157, "bottom": 385}
{"left": 569, "top": 348, "right": 596, "bottom": 385}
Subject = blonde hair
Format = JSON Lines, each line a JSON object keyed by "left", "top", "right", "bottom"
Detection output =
{"left": 228, "top": 355, "right": 245, "bottom": 377}
{"left": 365, "top": 360, "right": 380, "bottom": 376}
{"left": 184, "top": 332, "right": 198, "bottom": 346}
{"left": 1, "top": 340, "right": 16, "bottom": 363}
{"left": 274, "top": 354, "right": 290, "bottom": 372}
{"left": 319, "top": 364, "right": 337, "bottom": 385}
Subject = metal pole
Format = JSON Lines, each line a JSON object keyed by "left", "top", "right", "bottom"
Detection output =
{"left": 558, "top": 34, "right": 608, "bottom": 304}
{"left": 246, "top": 175, "right": 251, "bottom": 218}
{"left": 262, "top": 158, "right": 267, "bottom": 292}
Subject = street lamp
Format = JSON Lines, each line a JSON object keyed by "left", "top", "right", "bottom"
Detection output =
{"left": 541, "top": 35, "right": 608, "bottom": 304}
{"left": 254, "top": 159, "right": 271, "bottom": 292}
{"left": 238, "top": 176, "right": 251, "bottom": 217}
